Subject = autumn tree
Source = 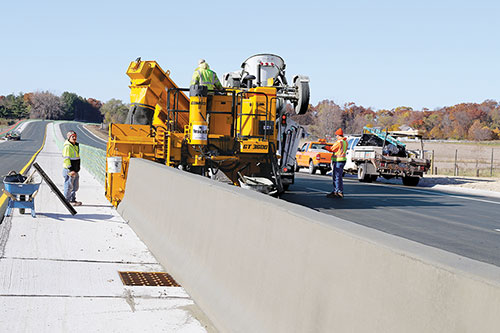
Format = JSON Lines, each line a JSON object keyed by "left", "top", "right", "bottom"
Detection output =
{"left": 100, "top": 99, "right": 129, "bottom": 124}
{"left": 26, "top": 91, "right": 65, "bottom": 119}
{"left": 308, "top": 100, "right": 342, "bottom": 138}
{"left": 0, "top": 93, "right": 28, "bottom": 119}
{"left": 468, "top": 120, "right": 493, "bottom": 141}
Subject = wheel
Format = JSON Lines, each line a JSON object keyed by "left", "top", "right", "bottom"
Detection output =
{"left": 357, "top": 164, "right": 372, "bottom": 182}
{"left": 320, "top": 169, "right": 327, "bottom": 175}
{"left": 402, "top": 176, "right": 420, "bottom": 186}
{"left": 370, "top": 175, "right": 378, "bottom": 182}
{"left": 293, "top": 76, "right": 310, "bottom": 115}
{"left": 283, "top": 184, "right": 290, "bottom": 191}
{"left": 308, "top": 160, "right": 316, "bottom": 174}
{"left": 295, "top": 160, "right": 300, "bottom": 172}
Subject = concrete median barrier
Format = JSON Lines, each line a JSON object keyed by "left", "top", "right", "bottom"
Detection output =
{"left": 118, "top": 158, "right": 500, "bottom": 332}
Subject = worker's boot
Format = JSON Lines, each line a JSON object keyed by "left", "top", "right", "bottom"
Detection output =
{"left": 337, "top": 192, "right": 344, "bottom": 198}
{"left": 326, "top": 192, "right": 337, "bottom": 198}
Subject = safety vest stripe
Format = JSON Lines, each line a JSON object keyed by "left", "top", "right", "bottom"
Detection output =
{"left": 332, "top": 139, "right": 348, "bottom": 161}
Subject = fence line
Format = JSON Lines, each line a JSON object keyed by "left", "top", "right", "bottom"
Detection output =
{"left": 425, "top": 147, "right": 500, "bottom": 177}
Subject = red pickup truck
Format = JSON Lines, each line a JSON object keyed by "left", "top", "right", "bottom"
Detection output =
{"left": 295, "top": 140, "right": 333, "bottom": 175}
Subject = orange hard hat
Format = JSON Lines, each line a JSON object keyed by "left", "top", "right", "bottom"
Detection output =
{"left": 335, "top": 128, "right": 343, "bottom": 136}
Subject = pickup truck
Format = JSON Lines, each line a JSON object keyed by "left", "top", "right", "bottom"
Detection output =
{"left": 351, "top": 128, "right": 430, "bottom": 186}
{"left": 295, "top": 140, "right": 333, "bottom": 175}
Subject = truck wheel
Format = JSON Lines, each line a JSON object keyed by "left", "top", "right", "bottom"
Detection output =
{"left": 320, "top": 169, "right": 327, "bottom": 175}
{"left": 402, "top": 176, "right": 420, "bottom": 186}
{"left": 370, "top": 175, "right": 378, "bottom": 182}
{"left": 357, "top": 164, "right": 372, "bottom": 182}
{"left": 283, "top": 184, "right": 290, "bottom": 191}
{"left": 293, "top": 76, "right": 310, "bottom": 115}
{"left": 308, "top": 161, "right": 316, "bottom": 174}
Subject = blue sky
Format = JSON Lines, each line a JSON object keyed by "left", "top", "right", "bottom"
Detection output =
{"left": 1, "top": 0, "right": 499, "bottom": 110}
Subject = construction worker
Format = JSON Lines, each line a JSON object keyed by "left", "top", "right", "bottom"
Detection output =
{"left": 62, "top": 130, "right": 82, "bottom": 206}
{"left": 190, "top": 59, "right": 223, "bottom": 90}
{"left": 326, "top": 128, "right": 348, "bottom": 198}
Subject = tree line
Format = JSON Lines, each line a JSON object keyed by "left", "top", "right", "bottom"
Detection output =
{"left": 290, "top": 99, "right": 500, "bottom": 141}
{"left": 2, "top": 90, "right": 500, "bottom": 141}
{"left": 0, "top": 91, "right": 128, "bottom": 124}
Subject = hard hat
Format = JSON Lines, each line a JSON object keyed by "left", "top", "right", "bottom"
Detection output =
{"left": 198, "top": 59, "right": 206, "bottom": 65}
{"left": 67, "top": 130, "right": 76, "bottom": 139}
{"left": 335, "top": 128, "right": 343, "bottom": 136}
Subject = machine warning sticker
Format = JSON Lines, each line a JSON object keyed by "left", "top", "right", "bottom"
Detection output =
{"left": 192, "top": 125, "right": 208, "bottom": 141}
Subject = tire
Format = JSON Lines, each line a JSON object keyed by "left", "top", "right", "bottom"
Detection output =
{"left": 283, "top": 184, "right": 290, "bottom": 191}
{"left": 402, "top": 176, "right": 420, "bottom": 186}
{"left": 293, "top": 76, "right": 310, "bottom": 115}
{"left": 308, "top": 160, "right": 316, "bottom": 174}
{"left": 320, "top": 169, "right": 327, "bottom": 175}
{"left": 370, "top": 175, "right": 378, "bottom": 182}
{"left": 357, "top": 164, "right": 365, "bottom": 182}
{"left": 357, "top": 164, "right": 372, "bottom": 182}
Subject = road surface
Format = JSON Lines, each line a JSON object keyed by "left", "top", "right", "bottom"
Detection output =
{"left": 59, "top": 122, "right": 107, "bottom": 150}
{"left": 0, "top": 121, "right": 48, "bottom": 219}
{"left": 282, "top": 172, "right": 500, "bottom": 267}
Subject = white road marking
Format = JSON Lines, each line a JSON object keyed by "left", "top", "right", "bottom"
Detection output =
{"left": 368, "top": 182, "right": 500, "bottom": 206}
{"left": 495, "top": 229, "right": 500, "bottom": 232}
{"left": 78, "top": 124, "right": 106, "bottom": 146}
{"left": 306, "top": 187, "right": 328, "bottom": 194}
{"left": 303, "top": 178, "right": 500, "bottom": 205}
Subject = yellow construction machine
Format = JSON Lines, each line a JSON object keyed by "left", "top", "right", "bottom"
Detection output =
{"left": 105, "top": 54, "right": 309, "bottom": 207}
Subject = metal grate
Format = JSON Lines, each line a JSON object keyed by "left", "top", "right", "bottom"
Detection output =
{"left": 118, "top": 271, "right": 180, "bottom": 287}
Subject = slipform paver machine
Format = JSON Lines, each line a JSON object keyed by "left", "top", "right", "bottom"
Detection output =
{"left": 105, "top": 54, "right": 309, "bottom": 206}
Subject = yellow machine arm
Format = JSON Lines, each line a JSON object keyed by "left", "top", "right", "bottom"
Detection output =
{"left": 126, "top": 59, "right": 190, "bottom": 130}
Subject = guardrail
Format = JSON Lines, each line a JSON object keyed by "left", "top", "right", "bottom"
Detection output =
{"left": 52, "top": 122, "right": 106, "bottom": 186}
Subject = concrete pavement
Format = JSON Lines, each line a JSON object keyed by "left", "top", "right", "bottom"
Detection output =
{"left": 0, "top": 122, "right": 211, "bottom": 332}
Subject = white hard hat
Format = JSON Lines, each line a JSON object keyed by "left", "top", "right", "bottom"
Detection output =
{"left": 198, "top": 59, "right": 206, "bottom": 65}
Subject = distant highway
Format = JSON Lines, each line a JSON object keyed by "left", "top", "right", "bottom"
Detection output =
{"left": 0, "top": 121, "right": 48, "bottom": 219}
{"left": 282, "top": 173, "right": 500, "bottom": 267}
{"left": 58, "top": 122, "right": 107, "bottom": 150}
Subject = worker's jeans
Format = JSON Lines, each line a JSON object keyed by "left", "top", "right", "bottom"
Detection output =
{"left": 332, "top": 161, "right": 346, "bottom": 193}
{"left": 63, "top": 168, "right": 79, "bottom": 202}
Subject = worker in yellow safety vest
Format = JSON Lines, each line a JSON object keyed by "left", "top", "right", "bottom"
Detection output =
{"left": 190, "top": 59, "right": 223, "bottom": 90}
{"left": 62, "top": 130, "right": 82, "bottom": 206}
{"left": 326, "top": 128, "right": 348, "bottom": 198}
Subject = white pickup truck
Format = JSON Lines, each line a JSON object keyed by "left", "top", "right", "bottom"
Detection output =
{"left": 350, "top": 128, "right": 430, "bottom": 186}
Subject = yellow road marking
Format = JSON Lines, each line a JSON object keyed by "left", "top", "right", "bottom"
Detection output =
{"left": 0, "top": 123, "right": 47, "bottom": 209}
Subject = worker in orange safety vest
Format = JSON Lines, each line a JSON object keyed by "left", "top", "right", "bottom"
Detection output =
{"left": 325, "top": 128, "right": 348, "bottom": 198}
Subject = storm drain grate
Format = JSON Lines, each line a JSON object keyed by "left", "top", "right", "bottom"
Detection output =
{"left": 118, "top": 271, "right": 180, "bottom": 287}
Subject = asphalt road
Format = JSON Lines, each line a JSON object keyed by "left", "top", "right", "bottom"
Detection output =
{"left": 282, "top": 172, "right": 500, "bottom": 267}
{"left": 0, "top": 121, "right": 48, "bottom": 219}
{"left": 59, "top": 122, "right": 107, "bottom": 150}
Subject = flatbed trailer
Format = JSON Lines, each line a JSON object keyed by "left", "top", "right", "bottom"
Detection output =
{"left": 351, "top": 127, "right": 431, "bottom": 186}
